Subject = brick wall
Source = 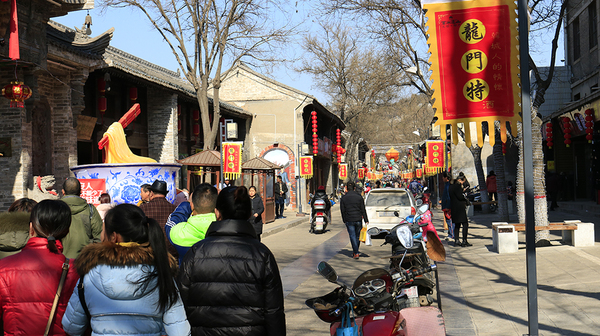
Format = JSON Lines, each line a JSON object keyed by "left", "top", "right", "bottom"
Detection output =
{"left": 147, "top": 87, "right": 178, "bottom": 163}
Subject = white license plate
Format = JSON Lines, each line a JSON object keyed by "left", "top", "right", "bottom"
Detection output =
{"left": 315, "top": 217, "right": 324, "bottom": 223}
{"left": 379, "top": 212, "right": 396, "bottom": 217}
{"left": 400, "top": 286, "right": 419, "bottom": 298}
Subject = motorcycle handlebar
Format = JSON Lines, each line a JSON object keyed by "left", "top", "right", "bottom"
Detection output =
{"left": 392, "top": 264, "right": 437, "bottom": 282}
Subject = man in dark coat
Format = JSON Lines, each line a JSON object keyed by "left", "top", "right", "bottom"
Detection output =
{"left": 274, "top": 175, "right": 288, "bottom": 219}
{"left": 140, "top": 179, "right": 177, "bottom": 257}
{"left": 449, "top": 176, "right": 471, "bottom": 247}
{"left": 340, "top": 181, "right": 369, "bottom": 259}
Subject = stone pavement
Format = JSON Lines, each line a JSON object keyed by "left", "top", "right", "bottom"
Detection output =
{"left": 267, "top": 202, "right": 600, "bottom": 336}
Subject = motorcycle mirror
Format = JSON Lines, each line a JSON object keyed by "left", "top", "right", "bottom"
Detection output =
{"left": 423, "top": 186, "right": 428, "bottom": 192}
{"left": 367, "top": 227, "right": 380, "bottom": 236}
{"left": 317, "top": 261, "right": 338, "bottom": 283}
{"left": 415, "top": 198, "right": 423, "bottom": 206}
{"left": 394, "top": 211, "right": 399, "bottom": 217}
{"left": 418, "top": 204, "right": 429, "bottom": 213}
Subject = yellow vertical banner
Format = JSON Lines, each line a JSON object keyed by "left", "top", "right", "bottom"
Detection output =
{"left": 222, "top": 142, "right": 243, "bottom": 180}
{"left": 424, "top": 0, "right": 521, "bottom": 146}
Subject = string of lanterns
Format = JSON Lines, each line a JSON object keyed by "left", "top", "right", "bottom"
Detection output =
{"left": 585, "top": 109, "right": 594, "bottom": 143}
{"left": 311, "top": 111, "right": 318, "bottom": 156}
{"left": 336, "top": 128, "right": 342, "bottom": 164}
{"left": 545, "top": 122, "right": 553, "bottom": 149}
{"left": 562, "top": 117, "right": 572, "bottom": 147}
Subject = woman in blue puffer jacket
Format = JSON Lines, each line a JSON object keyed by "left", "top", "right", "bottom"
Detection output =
{"left": 62, "top": 204, "right": 191, "bottom": 336}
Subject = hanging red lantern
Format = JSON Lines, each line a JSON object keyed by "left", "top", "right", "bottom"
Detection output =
{"left": 193, "top": 109, "right": 200, "bottom": 121}
{"left": 129, "top": 87, "right": 138, "bottom": 101}
{"left": 546, "top": 122, "right": 553, "bottom": 149}
{"left": 563, "top": 117, "right": 572, "bottom": 147}
{"left": 502, "top": 142, "right": 506, "bottom": 155}
{"left": 585, "top": 109, "right": 594, "bottom": 143}
{"left": 311, "top": 111, "right": 318, "bottom": 156}
{"left": 2, "top": 82, "right": 32, "bottom": 108}
{"left": 97, "top": 77, "right": 106, "bottom": 93}
{"left": 98, "top": 96, "right": 107, "bottom": 112}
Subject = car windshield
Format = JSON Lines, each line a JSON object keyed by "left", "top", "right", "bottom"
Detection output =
{"left": 365, "top": 191, "right": 411, "bottom": 207}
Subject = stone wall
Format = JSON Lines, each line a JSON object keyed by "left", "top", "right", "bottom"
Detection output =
{"left": 147, "top": 87, "right": 178, "bottom": 163}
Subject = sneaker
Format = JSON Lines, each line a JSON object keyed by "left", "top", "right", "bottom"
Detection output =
{"left": 353, "top": 253, "right": 360, "bottom": 259}
{"left": 462, "top": 241, "right": 473, "bottom": 247}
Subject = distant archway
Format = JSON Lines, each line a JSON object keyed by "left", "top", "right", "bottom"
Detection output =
{"left": 260, "top": 144, "right": 296, "bottom": 208}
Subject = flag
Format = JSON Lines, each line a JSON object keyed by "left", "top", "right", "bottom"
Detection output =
{"left": 426, "top": 140, "right": 445, "bottom": 168}
{"left": 299, "top": 156, "right": 313, "bottom": 179}
{"left": 424, "top": 0, "right": 520, "bottom": 147}
{"left": 222, "top": 142, "right": 243, "bottom": 180}
{"left": 357, "top": 168, "right": 365, "bottom": 179}
{"left": 339, "top": 163, "right": 348, "bottom": 180}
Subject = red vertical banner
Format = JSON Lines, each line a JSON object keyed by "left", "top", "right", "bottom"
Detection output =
{"left": 425, "top": 0, "right": 520, "bottom": 147}
{"left": 339, "top": 163, "right": 348, "bottom": 180}
{"left": 299, "top": 156, "right": 313, "bottom": 179}
{"left": 222, "top": 142, "right": 243, "bottom": 180}
{"left": 426, "top": 140, "right": 445, "bottom": 168}
{"left": 357, "top": 168, "right": 365, "bottom": 179}
{"left": 416, "top": 168, "right": 423, "bottom": 178}
{"left": 79, "top": 179, "right": 107, "bottom": 205}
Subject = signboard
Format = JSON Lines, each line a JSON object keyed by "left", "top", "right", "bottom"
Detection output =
{"left": 222, "top": 142, "right": 243, "bottom": 180}
{"left": 339, "top": 163, "right": 348, "bottom": 180}
{"left": 424, "top": 0, "right": 520, "bottom": 147}
{"left": 357, "top": 168, "right": 365, "bottom": 179}
{"left": 299, "top": 156, "right": 313, "bottom": 179}
{"left": 79, "top": 179, "right": 106, "bottom": 205}
{"left": 426, "top": 140, "right": 445, "bottom": 168}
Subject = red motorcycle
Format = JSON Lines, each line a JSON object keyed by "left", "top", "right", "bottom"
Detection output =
{"left": 306, "top": 261, "right": 446, "bottom": 336}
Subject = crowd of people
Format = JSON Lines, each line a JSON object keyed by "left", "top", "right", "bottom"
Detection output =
{"left": 0, "top": 177, "right": 285, "bottom": 336}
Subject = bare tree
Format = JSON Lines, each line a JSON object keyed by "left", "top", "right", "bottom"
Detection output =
{"left": 297, "top": 21, "right": 403, "bottom": 179}
{"left": 102, "top": 0, "right": 293, "bottom": 149}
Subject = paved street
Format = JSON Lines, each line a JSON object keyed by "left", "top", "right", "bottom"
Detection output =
{"left": 262, "top": 204, "right": 600, "bottom": 336}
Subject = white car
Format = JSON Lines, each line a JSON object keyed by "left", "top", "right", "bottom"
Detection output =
{"left": 364, "top": 188, "right": 419, "bottom": 232}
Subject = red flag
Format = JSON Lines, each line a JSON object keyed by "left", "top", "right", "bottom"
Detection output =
{"left": 299, "top": 156, "right": 313, "bottom": 179}
{"left": 9, "top": 0, "right": 19, "bottom": 60}
{"left": 426, "top": 141, "right": 445, "bottom": 168}
{"left": 222, "top": 142, "right": 243, "bottom": 180}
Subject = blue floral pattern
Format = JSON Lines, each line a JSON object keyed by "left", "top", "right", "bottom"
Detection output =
{"left": 70, "top": 164, "right": 181, "bottom": 205}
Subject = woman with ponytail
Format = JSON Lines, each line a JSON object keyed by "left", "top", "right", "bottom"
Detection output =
{"left": 0, "top": 199, "right": 79, "bottom": 335}
{"left": 179, "top": 186, "right": 285, "bottom": 336}
{"left": 62, "top": 204, "right": 190, "bottom": 336}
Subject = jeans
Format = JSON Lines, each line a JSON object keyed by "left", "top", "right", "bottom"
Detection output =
{"left": 275, "top": 197, "right": 285, "bottom": 217}
{"left": 448, "top": 219, "right": 455, "bottom": 239}
{"left": 345, "top": 221, "right": 362, "bottom": 255}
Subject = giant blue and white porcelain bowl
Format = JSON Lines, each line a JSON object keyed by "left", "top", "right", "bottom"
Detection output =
{"left": 70, "top": 163, "right": 182, "bottom": 204}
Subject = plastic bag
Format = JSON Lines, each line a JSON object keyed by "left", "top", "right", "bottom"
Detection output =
{"left": 359, "top": 227, "right": 367, "bottom": 243}
{"left": 336, "top": 302, "right": 360, "bottom": 336}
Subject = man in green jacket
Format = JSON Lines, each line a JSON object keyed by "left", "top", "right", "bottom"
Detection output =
{"left": 61, "top": 177, "right": 103, "bottom": 258}
{"left": 165, "top": 183, "right": 217, "bottom": 264}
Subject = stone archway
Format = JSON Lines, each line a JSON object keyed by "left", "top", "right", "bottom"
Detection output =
{"left": 260, "top": 144, "right": 296, "bottom": 209}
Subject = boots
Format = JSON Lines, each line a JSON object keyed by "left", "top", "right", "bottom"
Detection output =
{"left": 454, "top": 239, "right": 463, "bottom": 247}
{"left": 462, "top": 223, "right": 472, "bottom": 246}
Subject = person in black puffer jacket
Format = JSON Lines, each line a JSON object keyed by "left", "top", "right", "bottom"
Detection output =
{"left": 340, "top": 181, "right": 369, "bottom": 259}
{"left": 178, "top": 186, "right": 285, "bottom": 336}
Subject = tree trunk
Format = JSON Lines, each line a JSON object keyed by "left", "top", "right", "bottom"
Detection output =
{"left": 469, "top": 145, "right": 490, "bottom": 211}
{"left": 345, "top": 130, "right": 361, "bottom": 181}
{"left": 493, "top": 122, "right": 509, "bottom": 221}
{"left": 516, "top": 107, "right": 550, "bottom": 244}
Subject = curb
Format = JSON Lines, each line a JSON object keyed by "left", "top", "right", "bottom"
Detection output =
{"left": 262, "top": 216, "right": 310, "bottom": 238}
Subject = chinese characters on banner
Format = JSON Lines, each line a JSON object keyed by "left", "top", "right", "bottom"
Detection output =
{"left": 424, "top": 0, "right": 520, "bottom": 147}
{"left": 357, "top": 168, "right": 365, "bottom": 179}
{"left": 222, "top": 142, "right": 243, "bottom": 180}
{"left": 339, "top": 163, "right": 348, "bottom": 180}
{"left": 426, "top": 140, "right": 445, "bottom": 168}
{"left": 416, "top": 168, "right": 423, "bottom": 178}
{"left": 299, "top": 156, "right": 313, "bottom": 179}
{"left": 79, "top": 179, "right": 106, "bottom": 205}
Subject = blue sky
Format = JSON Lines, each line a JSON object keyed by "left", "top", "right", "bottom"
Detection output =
{"left": 53, "top": 4, "right": 564, "bottom": 105}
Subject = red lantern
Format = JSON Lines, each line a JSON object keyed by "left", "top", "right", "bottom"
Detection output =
{"left": 585, "top": 109, "right": 594, "bottom": 143}
{"left": 2, "top": 82, "right": 32, "bottom": 108}
{"left": 193, "top": 109, "right": 200, "bottom": 121}
{"left": 129, "top": 87, "right": 138, "bottom": 101}
{"left": 97, "top": 78, "right": 106, "bottom": 93}
{"left": 98, "top": 96, "right": 107, "bottom": 112}
{"left": 546, "top": 122, "right": 553, "bottom": 149}
{"left": 562, "top": 117, "right": 572, "bottom": 147}
{"left": 502, "top": 142, "right": 506, "bottom": 155}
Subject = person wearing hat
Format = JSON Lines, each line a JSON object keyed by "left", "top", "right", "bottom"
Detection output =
{"left": 140, "top": 180, "right": 177, "bottom": 257}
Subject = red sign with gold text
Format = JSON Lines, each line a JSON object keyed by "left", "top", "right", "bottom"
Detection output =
{"left": 426, "top": 141, "right": 445, "bottom": 168}
{"left": 222, "top": 142, "right": 243, "bottom": 180}
{"left": 425, "top": 0, "right": 520, "bottom": 147}
{"left": 416, "top": 168, "right": 423, "bottom": 178}
{"left": 339, "top": 163, "right": 348, "bottom": 180}
{"left": 299, "top": 156, "right": 313, "bottom": 179}
{"left": 357, "top": 168, "right": 365, "bottom": 179}
{"left": 79, "top": 179, "right": 106, "bottom": 205}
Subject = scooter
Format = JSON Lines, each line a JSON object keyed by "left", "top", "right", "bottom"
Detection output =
{"left": 414, "top": 187, "right": 432, "bottom": 209}
{"left": 310, "top": 198, "right": 330, "bottom": 234}
{"left": 368, "top": 205, "right": 445, "bottom": 307}
{"left": 306, "top": 260, "right": 446, "bottom": 336}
